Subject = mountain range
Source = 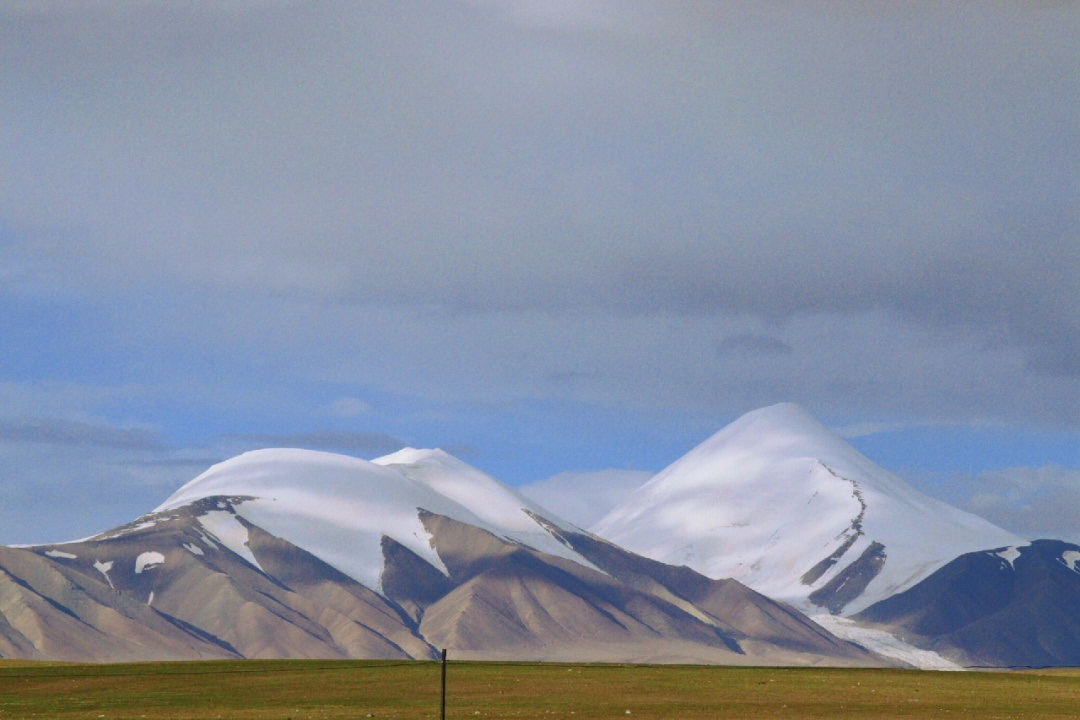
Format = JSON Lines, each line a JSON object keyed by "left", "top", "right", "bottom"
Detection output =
{"left": 2, "top": 404, "right": 1076, "bottom": 668}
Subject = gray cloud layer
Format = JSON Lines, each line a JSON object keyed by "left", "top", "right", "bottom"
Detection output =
{"left": 0, "top": 3, "right": 1076, "bottom": 445}
{"left": 0, "top": 416, "right": 413, "bottom": 544}
{"left": 0, "top": 417, "right": 164, "bottom": 451}
{"left": 960, "top": 466, "right": 1080, "bottom": 544}
{"left": 229, "top": 430, "right": 406, "bottom": 457}
{"left": 6, "top": 0, "right": 1074, "bottom": 550}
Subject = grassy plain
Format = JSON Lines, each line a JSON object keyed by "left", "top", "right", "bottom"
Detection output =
{"left": 1, "top": 659, "right": 1078, "bottom": 720}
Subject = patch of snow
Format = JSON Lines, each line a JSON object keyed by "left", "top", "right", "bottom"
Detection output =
{"left": 1061, "top": 550, "right": 1080, "bottom": 572}
{"left": 93, "top": 560, "right": 115, "bottom": 589}
{"left": 135, "top": 551, "right": 165, "bottom": 573}
{"left": 197, "top": 511, "right": 263, "bottom": 571}
{"left": 810, "top": 614, "right": 962, "bottom": 671}
{"left": 375, "top": 448, "right": 603, "bottom": 573}
{"left": 182, "top": 542, "right": 205, "bottom": 556}
{"left": 593, "top": 403, "right": 1025, "bottom": 614}
{"left": 148, "top": 591, "right": 154, "bottom": 606}
{"left": 994, "top": 546, "right": 1022, "bottom": 569}
{"left": 92, "top": 519, "right": 160, "bottom": 542}
{"left": 44, "top": 549, "right": 77, "bottom": 559}
{"left": 128, "top": 520, "right": 157, "bottom": 532}
{"left": 196, "top": 532, "right": 219, "bottom": 550}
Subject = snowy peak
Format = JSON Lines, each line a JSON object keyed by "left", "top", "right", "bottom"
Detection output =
{"left": 660, "top": 403, "right": 901, "bottom": 498}
{"left": 0, "top": 452, "right": 886, "bottom": 667}
{"left": 374, "top": 446, "right": 456, "bottom": 466}
{"left": 705, "top": 402, "right": 836, "bottom": 447}
{"left": 593, "top": 404, "right": 1023, "bottom": 615}
{"left": 374, "top": 447, "right": 578, "bottom": 533}
{"left": 157, "top": 447, "right": 589, "bottom": 594}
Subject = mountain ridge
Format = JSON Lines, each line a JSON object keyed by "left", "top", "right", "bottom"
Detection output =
{"left": 0, "top": 443, "right": 880, "bottom": 666}
{"left": 593, "top": 403, "right": 1023, "bottom": 615}
{"left": 5, "top": 403, "right": 1069, "bottom": 668}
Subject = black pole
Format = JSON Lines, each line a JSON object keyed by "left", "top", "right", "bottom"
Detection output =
{"left": 440, "top": 648, "right": 447, "bottom": 720}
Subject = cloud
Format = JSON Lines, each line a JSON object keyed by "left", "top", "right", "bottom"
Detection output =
{"left": 519, "top": 469, "right": 653, "bottom": 528}
{"left": 0, "top": 2, "right": 1076, "bottom": 545}
{"left": 0, "top": 440, "right": 210, "bottom": 545}
{"left": 1, "top": 2, "right": 1074, "bottom": 380}
{"left": 716, "top": 333, "right": 793, "bottom": 356}
{"left": 831, "top": 421, "right": 948, "bottom": 439}
{"left": 957, "top": 466, "right": 1080, "bottom": 544}
{"left": 0, "top": 416, "right": 406, "bottom": 545}
{"left": 467, "top": 0, "right": 691, "bottom": 38}
{"left": 470, "top": 0, "right": 626, "bottom": 34}
{"left": 0, "top": 381, "right": 146, "bottom": 417}
{"left": 325, "top": 397, "right": 375, "bottom": 418}
{"left": 228, "top": 430, "right": 407, "bottom": 457}
{"left": 303, "top": 306, "right": 1079, "bottom": 428}
{"left": 127, "top": 455, "right": 224, "bottom": 469}
{"left": 440, "top": 442, "right": 482, "bottom": 459}
{"left": 0, "top": 416, "right": 164, "bottom": 451}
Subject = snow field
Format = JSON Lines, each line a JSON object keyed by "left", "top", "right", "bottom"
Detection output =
{"left": 595, "top": 403, "right": 1023, "bottom": 614}
{"left": 158, "top": 447, "right": 596, "bottom": 594}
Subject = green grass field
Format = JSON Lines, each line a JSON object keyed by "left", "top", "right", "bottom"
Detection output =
{"left": 2, "top": 659, "right": 1078, "bottom": 720}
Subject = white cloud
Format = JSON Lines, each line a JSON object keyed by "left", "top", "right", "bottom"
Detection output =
{"left": 326, "top": 397, "right": 375, "bottom": 418}
{"left": 832, "top": 422, "right": 913, "bottom": 439}
{"left": 0, "top": 440, "right": 210, "bottom": 545}
{"left": 519, "top": 468, "right": 653, "bottom": 528}
{"left": 3, "top": 2, "right": 1075, "bottom": 381}
{"left": 958, "top": 466, "right": 1080, "bottom": 544}
{"left": 470, "top": 0, "right": 625, "bottom": 33}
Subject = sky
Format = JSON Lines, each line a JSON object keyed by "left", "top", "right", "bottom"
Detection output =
{"left": 1, "top": 1, "right": 1077, "bottom": 545}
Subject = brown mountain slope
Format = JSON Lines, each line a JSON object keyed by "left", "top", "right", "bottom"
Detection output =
{"left": 387, "top": 511, "right": 879, "bottom": 665}
{"left": 0, "top": 543, "right": 231, "bottom": 662}
{"left": 1, "top": 498, "right": 434, "bottom": 662}
{"left": 1, "top": 498, "right": 886, "bottom": 665}
{"left": 531, "top": 517, "right": 879, "bottom": 665}
{"left": 414, "top": 513, "right": 741, "bottom": 662}
{"left": 856, "top": 540, "right": 1080, "bottom": 668}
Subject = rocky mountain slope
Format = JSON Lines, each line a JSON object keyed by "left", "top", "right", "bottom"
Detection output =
{"left": 856, "top": 539, "right": 1080, "bottom": 668}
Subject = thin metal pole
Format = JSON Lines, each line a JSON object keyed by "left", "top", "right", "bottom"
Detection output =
{"left": 440, "top": 648, "right": 447, "bottom": 720}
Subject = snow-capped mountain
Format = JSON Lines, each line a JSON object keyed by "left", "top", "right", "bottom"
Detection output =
{"left": 157, "top": 447, "right": 596, "bottom": 593}
{"left": 593, "top": 403, "right": 1024, "bottom": 616}
{"left": 0, "top": 446, "right": 879, "bottom": 666}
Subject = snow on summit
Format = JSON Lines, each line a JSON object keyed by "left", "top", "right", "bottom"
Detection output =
{"left": 372, "top": 447, "right": 591, "bottom": 566}
{"left": 157, "top": 447, "right": 587, "bottom": 594}
{"left": 593, "top": 403, "right": 1023, "bottom": 615}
